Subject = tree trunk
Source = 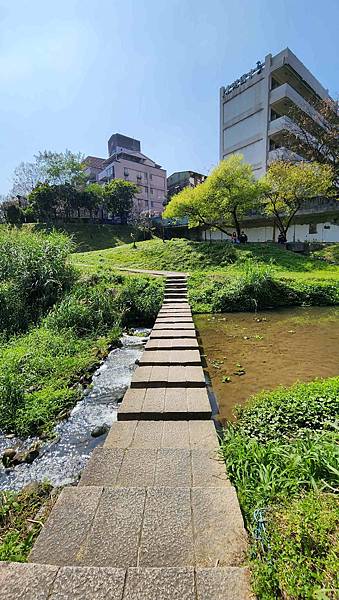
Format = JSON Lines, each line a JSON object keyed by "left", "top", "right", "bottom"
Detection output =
{"left": 231, "top": 210, "right": 241, "bottom": 239}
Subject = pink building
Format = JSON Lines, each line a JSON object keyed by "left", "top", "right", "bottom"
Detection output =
{"left": 84, "top": 134, "right": 167, "bottom": 216}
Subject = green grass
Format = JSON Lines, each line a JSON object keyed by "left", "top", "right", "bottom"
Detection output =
{"left": 220, "top": 377, "right": 339, "bottom": 599}
{"left": 313, "top": 244, "right": 339, "bottom": 265}
{"left": 0, "top": 272, "right": 164, "bottom": 437}
{"left": 0, "top": 223, "right": 140, "bottom": 252}
{"left": 0, "top": 483, "right": 58, "bottom": 561}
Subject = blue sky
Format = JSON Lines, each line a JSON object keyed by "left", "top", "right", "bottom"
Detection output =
{"left": 0, "top": 0, "right": 338, "bottom": 195}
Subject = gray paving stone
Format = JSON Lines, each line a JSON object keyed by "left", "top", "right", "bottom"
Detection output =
{"left": 192, "top": 487, "right": 248, "bottom": 566}
{"left": 139, "top": 349, "right": 201, "bottom": 366}
{"left": 117, "top": 449, "right": 157, "bottom": 486}
{"left": 186, "top": 388, "right": 212, "bottom": 418}
{"left": 162, "top": 421, "right": 190, "bottom": 447}
{"left": 153, "top": 323, "right": 195, "bottom": 330}
{"left": 123, "top": 567, "right": 195, "bottom": 600}
{"left": 131, "top": 365, "right": 206, "bottom": 387}
{"left": 139, "top": 488, "right": 194, "bottom": 567}
{"left": 50, "top": 566, "right": 126, "bottom": 600}
{"left": 191, "top": 449, "right": 230, "bottom": 488}
{"left": 29, "top": 487, "right": 102, "bottom": 566}
{"left": 105, "top": 419, "right": 137, "bottom": 446}
{"left": 142, "top": 386, "right": 165, "bottom": 414}
{"left": 131, "top": 419, "right": 164, "bottom": 448}
{"left": 156, "top": 317, "right": 193, "bottom": 323}
{"left": 0, "top": 562, "right": 58, "bottom": 600}
{"left": 188, "top": 419, "right": 218, "bottom": 449}
{"left": 145, "top": 338, "right": 198, "bottom": 350}
{"left": 80, "top": 488, "right": 145, "bottom": 568}
{"left": 116, "top": 389, "right": 145, "bottom": 421}
{"left": 196, "top": 567, "right": 253, "bottom": 600}
{"left": 155, "top": 449, "right": 191, "bottom": 487}
{"left": 79, "top": 448, "right": 124, "bottom": 486}
{"left": 150, "top": 329, "right": 196, "bottom": 339}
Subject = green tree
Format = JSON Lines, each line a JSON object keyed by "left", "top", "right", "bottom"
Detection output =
{"left": 262, "top": 161, "right": 334, "bottom": 238}
{"left": 78, "top": 183, "right": 103, "bottom": 220}
{"left": 164, "top": 155, "right": 264, "bottom": 239}
{"left": 28, "top": 183, "right": 79, "bottom": 221}
{"left": 36, "top": 150, "right": 87, "bottom": 186}
{"left": 281, "top": 98, "right": 339, "bottom": 187}
{"left": 2, "top": 201, "right": 25, "bottom": 225}
{"left": 103, "top": 179, "right": 138, "bottom": 223}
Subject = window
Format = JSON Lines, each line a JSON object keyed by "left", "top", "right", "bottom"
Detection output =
{"left": 124, "top": 168, "right": 129, "bottom": 177}
{"left": 271, "top": 77, "right": 280, "bottom": 90}
{"left": 309, "top": 223, "right": 317, "bottom": 234}
{"left": 270, "top": 109, "right": 281, "bottom": 121}
{"left": 150, "top": 188, "right": 154, "bottom": 194}
{"left": 151, "top": 201, "right": 154, "bottom": 207}
{"left": 144, "top": 172, "right": 148, "bottom": 180}
{"left": 149, "top": 173, "right": 153, "bottom": 180}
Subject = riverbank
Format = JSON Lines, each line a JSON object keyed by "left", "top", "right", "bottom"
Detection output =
{"left": 72, "top": 239, "right": 339, "bottom": 312}
{"left": 220, "top": 376, "right": 339, "bottom": 599}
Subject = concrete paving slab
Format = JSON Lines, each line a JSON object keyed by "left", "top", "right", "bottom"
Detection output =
{"left": 153, "top": 323, "right": 195, "bottom": 330}
{"left": 104, "top": 420, "right": 138, "bottom": 448}
{"left": 150, "top": 329, "right": 196, "bottom": 339}
{"left": 155, "top": 317, "right": 193, "bottom": 323}
{"left": 29, "top": 487, "right": 102, "bottom": 566}
{"left": 80, "top": 488, "right": 146, "bottom": 568}
{"left": 124, "top": 568, "right": 195, "bottom": 600}
{"left": 104, "top": 421, "right": 217, "bottom": 450}
{"left": 117, "top": 449, "right": 157, "bottom": 486}
{"left": 118, "top": 387, "right": 211, "bottom": 420}
{"left": 196, "top": 567, "right": 253, "bottom": 600}
{"left": 145, "top": 339, "right": 198, "bottom": 351}
{"left": 130, "top": 365, "right": 206, "bottom": 387}
{"left": 138, "top": 349, "right": 201, "bottom": 366}
{"left": 139, "top": 488, "right": 194, "bottom": 567}
{"left": 0, "top": 562, "right": 58, "bottom": 600}
{"left": 192, "top": 487, "right": 248, "bottom": 567}
{"left": 50, "top": 566, "right": 126, "bottom": 600}
{"left": 79, "top": 448, "right": 124, "bottom": 487}
{"left": 154, "top": 449, "right": 191, "bottom": 487}
{"left": 191, "top": 449, "right": 230, "bottom": 488}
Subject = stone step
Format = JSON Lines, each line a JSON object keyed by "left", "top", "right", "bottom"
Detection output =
{"left": 145, "top": 338, "right": 199, "bottom": 351}
{"left": 138, "top": 350, "right": 201, "bottom": 366}
{"left": 150, "top": 329, "right": 196, "bottom": 339}
{"left": 1, "top": 562, "right": 252, "bottom": 600}
{"left": 29, "top": 486, "right": 247, "bottom": 569}
{"left": 118, "top": 386, "right": 211, "bottom": 420}
{"left": 153, "top": 323, "right": 195, "bottom": 330}
{"left": 79, "top": 447, "right": 230, "bottom": 488}
{"left": 157, "top": 311, "right": 192, "bottom": 317}
{"left": 162, "top": 299, "right": 189, "bottom": 304}
{"left": 165, "top": 284, "right": 188, "bottom": 290}
{"left": 130, "top": 365, "right": 205, "bottom": 388}
{"left": 108, "top": 420, "right": 218, "bottom": 449}
{"left": 155, "top": 317, "right": 193, "bottom": 323}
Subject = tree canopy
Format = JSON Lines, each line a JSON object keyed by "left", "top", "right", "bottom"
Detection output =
{"left": 163, "top": 154, "right": 264, "bottom": 238}
{"left": 281, "top": 98, "right": 339, "bottom": 187}
{"left": 262, "top": 160, "right": 334, "bottom": 237}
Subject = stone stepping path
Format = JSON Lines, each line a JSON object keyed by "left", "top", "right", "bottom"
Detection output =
{"left": 2, "top": 272, "right": 251, "bottom": 599}
{"left": 118, "top": 387, "right": 211, "bottom": 420}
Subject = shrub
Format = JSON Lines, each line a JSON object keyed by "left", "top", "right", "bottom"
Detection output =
{"left": 46, "top": 276, "right": 121, "bottom": 336}
{"left": 235, "top": 377, "right": 339, "bottom": 442}
{"left": 0, "top": 228, "right": 75, "bottom": 335}
{"left": 117, "top": 275, "right": 164, "bottom": 326}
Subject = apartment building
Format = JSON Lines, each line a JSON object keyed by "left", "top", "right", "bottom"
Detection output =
{"left": 167, "top": 171, "right": 207, "bottom": 199}
{"left": 217, "top": 48, "right": 339, "bottom": 242}
{"left": 84, "top": 134, "right": 167, "bottom": 216}
{"left": 220, "top": 47, "right": 329, "bottom": 177}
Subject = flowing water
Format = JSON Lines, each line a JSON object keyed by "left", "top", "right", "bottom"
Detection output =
{"left": 195, "top": 307, "right": 339, "bottom": 422}
{"left": 0, "top": 331, "right": 148, "bottom": 491}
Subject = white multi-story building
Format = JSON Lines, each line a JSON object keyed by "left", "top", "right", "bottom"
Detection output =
{"left": 218, "top": 48, "right": 339, "bottom": 242}
{"left": 220, "top": 47, "right": 329, "bottom": 177}
{"left": 84, "top": 133, "right": 167, "bottom": 217}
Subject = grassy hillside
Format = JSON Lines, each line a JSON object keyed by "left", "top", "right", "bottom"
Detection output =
{"left": 71, "top": 238, "right": 339, "bottom": 281}
{"left": 313, "top": 243, "right": 339, "bottom": 265}
{"left": 0, "top": 223, "right": 138, "bottom": 252}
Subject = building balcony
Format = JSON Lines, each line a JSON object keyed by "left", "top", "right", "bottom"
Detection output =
{"left": 268, "top": 147, "right": 303, "bottom": 164}
{"left": 268, "top": 115, "right": 295, "bottom": 137}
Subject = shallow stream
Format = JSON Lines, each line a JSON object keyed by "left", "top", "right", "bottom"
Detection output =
{"left": 195, "top": 306, "right": 339, "bottom": 422}
{"left": 0, "top": 331, "right": 147, "bottom": 491}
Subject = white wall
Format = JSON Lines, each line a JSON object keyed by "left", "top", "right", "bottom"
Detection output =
{"left": 206, "top": 221, "right": 339, "bottom": 243}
